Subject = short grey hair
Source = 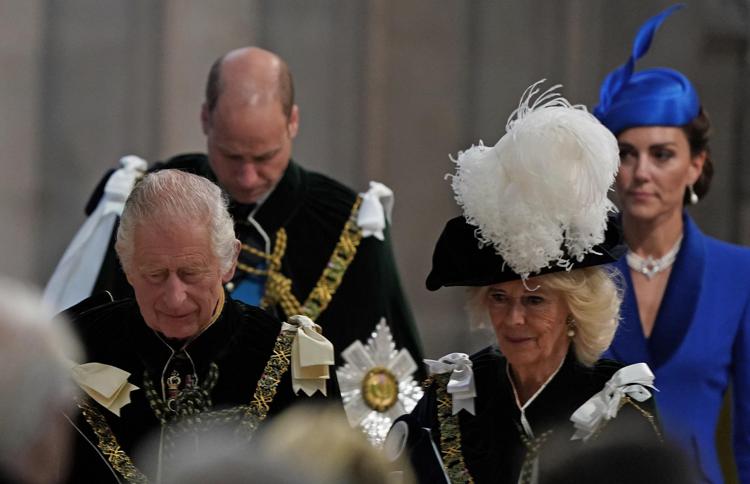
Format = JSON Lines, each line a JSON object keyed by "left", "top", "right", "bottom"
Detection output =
{"left": 466, "top": 266, "right": 622, "bottom": 366}
{"left": 0, "top": 278, "right": 81, "bottom": 472}
{"left": 115, "top": 170, "right": 237, "bottom": 274}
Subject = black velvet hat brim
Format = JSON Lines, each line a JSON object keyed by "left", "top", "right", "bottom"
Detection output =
{"left": 425, "top": 215, "right": 625, "bottom": 291}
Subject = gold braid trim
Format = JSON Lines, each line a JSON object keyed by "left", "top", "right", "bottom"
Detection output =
{"left": 620, "top": 395, "right": 663, "bottom": 442}
{"left": 260, "top": 196, "right": 364, "bottom": 321}
{"left": 238, "top": 329, "right": 295, "bottom": 437}
{"left": 517, "top": 428, "right": 553, "bottom": 484}
{"left": 580, "top": 395, "right": 662, "bottom": 443}
{"left": 74, "top": 330, "right": 296, "bottom": 480}
{"left": 237, "top": 223, "right": 289, "bottom": 278}
{"left": 259, "top": 229, "right": 302, "bottom": 317}
{"left": 432, "top": 374, "right": 474, "bottom": 484}
{"left": 76, "top": 397, "right": 149, "bottom": 484}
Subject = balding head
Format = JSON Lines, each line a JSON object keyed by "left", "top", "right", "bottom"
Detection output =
{"left": 205, "top": 46, "right": 295, "bottom": 119}
{"left": 200, "top": 47, "right": 300, "bottom": 204}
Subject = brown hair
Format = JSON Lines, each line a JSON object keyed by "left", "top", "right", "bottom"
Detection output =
{"left": 681, "top": 108, "right": 714, "bottom": 204}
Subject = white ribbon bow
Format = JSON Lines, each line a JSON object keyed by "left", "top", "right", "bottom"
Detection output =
{"left": 43, "top": 155, "right": 147, "bottom": 312}
{"left": 68, "top": 361, "right": 140, "bottom": 416}
{"left": 424, "top": 353, "right": 476, "bottom": 416}
{"left": 282, "top": 315, "right": 334, "bottom": 397}
{"left": 570, "top": 362, "right": 656, "bottom": 441}
{"left": 357, "top": 181, "right": 394, "bottom": 240}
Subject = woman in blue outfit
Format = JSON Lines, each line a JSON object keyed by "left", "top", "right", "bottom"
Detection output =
{"left": 594, "top": 6, "right": 750, "bottom": 483}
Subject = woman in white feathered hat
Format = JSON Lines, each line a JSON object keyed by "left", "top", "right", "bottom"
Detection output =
{"left": 384, "top": 81, "right": 666, "bottom": 484}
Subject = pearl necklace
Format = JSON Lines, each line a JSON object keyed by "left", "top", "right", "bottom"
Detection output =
{"left": 626, "top": 235, "right": 683, "bottom": 280}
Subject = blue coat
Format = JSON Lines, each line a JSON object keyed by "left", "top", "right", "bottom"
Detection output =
{"left": 604, "top": 214, "right": 750, "bottom": 483}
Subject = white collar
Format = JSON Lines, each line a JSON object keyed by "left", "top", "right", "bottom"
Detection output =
{"left": 506, "top": 355, "right": 566, "bottom": 412}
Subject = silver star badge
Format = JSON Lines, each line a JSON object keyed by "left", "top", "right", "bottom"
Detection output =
{"left": 336, "top": 318, "right": 423, "bottom": 447}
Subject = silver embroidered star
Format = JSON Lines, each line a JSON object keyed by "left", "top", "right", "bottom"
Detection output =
{"left": 336, "top": 318, "right": 423, "bottom": 447}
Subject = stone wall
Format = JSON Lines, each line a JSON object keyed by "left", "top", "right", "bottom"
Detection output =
{"left": 1, "top": 0, "right": 747, "bottom": 360}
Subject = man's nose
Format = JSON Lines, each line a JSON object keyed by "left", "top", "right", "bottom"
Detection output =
{"left": 162, "top": 274, "right": 188, "bottom": 309}
{"left": 237, "top": 162, "right": 259, "bottom": 185}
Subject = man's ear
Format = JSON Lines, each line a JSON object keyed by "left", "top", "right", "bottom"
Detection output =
{"left": 221, "top": 239, "right": 241, "bottom": 283}
{"left": 201, "top": 103, "right": 211, "bottom": 136}
{"left": 287, "top": 104, "right": 299, "bottom": 139}
{"left": 124, "top": 267, "right": 134, "bottom": 288}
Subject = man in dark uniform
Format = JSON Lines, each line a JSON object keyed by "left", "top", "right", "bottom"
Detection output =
{"left": 65, "top": 170, "right": 339, "bottom": 483}
{"left": 60, "top": 46, "right": 423, "bottom": 375}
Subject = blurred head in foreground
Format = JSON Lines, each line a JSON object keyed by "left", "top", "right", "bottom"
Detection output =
{"left": 0, "top": 277, "right": 81, "bottom": 484}
{"left": 150, "top": 404, "right": 414, "bottom": 484}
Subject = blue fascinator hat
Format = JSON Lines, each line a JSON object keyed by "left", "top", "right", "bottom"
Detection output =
{"left": 594, "top": 4, "right": 700, "bottom": 134}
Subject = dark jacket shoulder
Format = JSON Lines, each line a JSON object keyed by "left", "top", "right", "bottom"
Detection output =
{"left": 470, "top": 345, "right": 503, "bottom": 365}
{"left": 219, "top": 298, "right": 284, "bottom": 356}
{"left": 83, "top": 153, "right": 213, "bottom": 216}
{"left": 150, "top": 153, "right": 215, "bottom": 179}
{"left": 68, "top": 297, "right": 138, "bottom": 356}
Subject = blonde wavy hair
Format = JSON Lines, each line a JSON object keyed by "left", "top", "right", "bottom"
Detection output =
{"left": 466, "top": 266, "right": 622, "bottom": 366}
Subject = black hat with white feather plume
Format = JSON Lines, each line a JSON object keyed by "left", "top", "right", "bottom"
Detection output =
{"left": 426, "top": 81, "right": 625, "bottom": 290}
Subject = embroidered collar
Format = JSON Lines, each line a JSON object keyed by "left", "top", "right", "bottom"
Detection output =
{"left": 506, "top": 354, "right": 566, "bottom": 412}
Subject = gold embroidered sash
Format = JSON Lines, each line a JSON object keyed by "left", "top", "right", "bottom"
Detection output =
{"left": 428, "top": 373, "right": 661, "bottom": 484}
{"left": 238, "top": 329, "right": 295, "bottom": 436}
{"left": 429, "top": 374, "right": 474, "bottom": 484}
{"left": 76, "top": 397, "right": 149, "bottom": 483}
{"left": 243, "top": 196, "right": 364, "bottom": 321}
{"left": 75, "top": 326, "right": 295, "bottom": 483}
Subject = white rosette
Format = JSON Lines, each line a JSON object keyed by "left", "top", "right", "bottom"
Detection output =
{"left": 570, "top": 362, "right": 657, "bottom": 442}
{"left": 283, "top": 315, "right": 334, "bottom": 397}
{"left": 68, "top": 361, "right": 139, "bottom": 416}
{"left": 357, "top": 181, "right": 394, "bottom": 240}
{"left": 424, "top": 352, "right": 476, "bottom": 416}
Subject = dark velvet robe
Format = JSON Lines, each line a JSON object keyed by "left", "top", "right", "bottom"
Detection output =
{"left": 396, "top": 347, "right": 661, "bottom": 484}
{"left": 65, "top": 295, "right": 338, "bottom": 483}
{"left": 86, "top": 155, "right": 423, "bottom": 376}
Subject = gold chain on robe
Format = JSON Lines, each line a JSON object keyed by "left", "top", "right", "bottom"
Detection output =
{"left": 75, "top": 326, "right": 295, "bottom": 483}
{"left": 253, "top": 196, "right": 364, "bottom": 321}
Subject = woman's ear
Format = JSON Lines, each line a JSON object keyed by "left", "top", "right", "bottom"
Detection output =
{"left": 688, "top": 150, "right": 706, "bottom": 185}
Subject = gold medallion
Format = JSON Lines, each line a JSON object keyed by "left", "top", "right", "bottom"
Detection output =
{"left": 361, "top": 366, "right": 399, "bottom": 412}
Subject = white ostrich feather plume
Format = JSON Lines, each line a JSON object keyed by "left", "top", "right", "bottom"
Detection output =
{"left": 450, "top": 80, "right": 620, "bottom": 279}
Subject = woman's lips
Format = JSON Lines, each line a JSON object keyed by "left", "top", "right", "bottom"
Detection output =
{"left": 504, "top": 335, "right": 535, "bottom": 344}
{"left": 628, "top": 190, "right": 655, "bottom": 200}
